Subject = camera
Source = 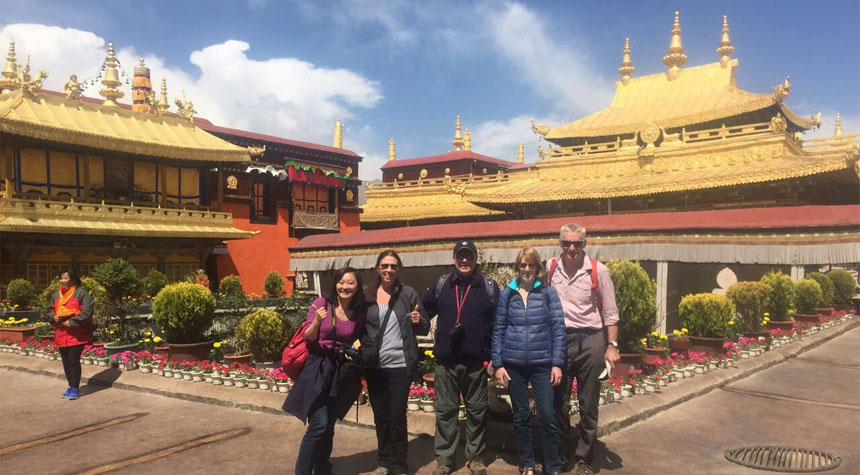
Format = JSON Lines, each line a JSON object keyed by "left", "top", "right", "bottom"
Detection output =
{"left": 448, "top": 322, "right": 465, "bottom": 340}
{"left": 336, "top": 345, "right": 360, "bottom": 361}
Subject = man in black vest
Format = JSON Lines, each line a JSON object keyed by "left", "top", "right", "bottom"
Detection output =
{"left": 423, "top": 240, "right": 499, "bottom": 475}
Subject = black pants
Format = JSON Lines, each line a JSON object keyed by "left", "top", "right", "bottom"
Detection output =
{"left": 59, "top": 344, "right": 86, "bottom": 389}
{"left": 366, "top": 367, "right": 410, "bottom": 473}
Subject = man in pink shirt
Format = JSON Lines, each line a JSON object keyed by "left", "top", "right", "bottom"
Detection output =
{"left": 547, "top": 223, "right": 620, "bottom": 475}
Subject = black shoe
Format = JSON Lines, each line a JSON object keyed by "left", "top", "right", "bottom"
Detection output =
{"left": 573, "top": 460, "right": 594, "bottom": 475}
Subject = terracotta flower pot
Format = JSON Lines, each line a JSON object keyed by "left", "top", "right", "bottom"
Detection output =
{"left": 611, "top": 352, "right": 643, "bottom": 382}
{"left": 224, "top": 353, "right": 253, "bottom": 364}
{"left": 422, "top": 372, "right": 435, "bottom": 387}
{"left": 792, "top": 314, "right": 823, "bottom": 327}
{"left": 0, "top": 326, "right": 37, "bottom": 342}
{"left": 765, "top": 320, "right": 795, "bottom": 332}
{"left": 812, "top": 308, "right": 834, "bottom": 317}
{"left": 668, "top": 338, "right": 689, "bottom": 356}
{"left": 643, "top": 346, "right": 668, "bottom": 365}
{"left": 155, "top": 345, "right": 170, "bottom": 355}
{"left": 168, "top": 341, "right": 213, "bottom": 362}
{"left": 687, "top": 336, "right": 728, "bottom": 357}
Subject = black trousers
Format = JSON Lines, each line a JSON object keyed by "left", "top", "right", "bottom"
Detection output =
{"left": 366, "top": 367, "right": 411, "bottom": 473}
{"left": 59, "top": 344, "right": 86, "bottom": 389}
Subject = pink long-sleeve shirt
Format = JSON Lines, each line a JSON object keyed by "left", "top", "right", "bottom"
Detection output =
{"left": 548, "top": 254, "right": 620, "bottom": 330}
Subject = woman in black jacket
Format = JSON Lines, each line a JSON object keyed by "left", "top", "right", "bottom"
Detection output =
{"left": 361, "top": 250, "right": 429, "bottom": 475}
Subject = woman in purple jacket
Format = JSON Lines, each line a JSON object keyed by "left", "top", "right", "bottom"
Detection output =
{"left": 492, "top": 248, "right": 566, "bottom": 475}
{"left": 284, "top": 267, "right": 366, "bottom": 475}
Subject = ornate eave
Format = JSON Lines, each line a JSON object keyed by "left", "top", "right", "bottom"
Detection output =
{"left": 0, "top": 197, "right": 257, "bottom": 240}
{"left": 362, "top": 182, "right": 505, "bottom": 223}
{"left": 0, "top": 89, "right": 251, "bottom": 163}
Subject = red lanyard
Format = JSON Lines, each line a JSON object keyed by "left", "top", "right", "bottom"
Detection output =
{"left": 454, "top": 284, "right": 472, "bottom": 324}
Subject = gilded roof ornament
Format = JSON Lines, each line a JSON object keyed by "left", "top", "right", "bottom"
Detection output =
{"left": 530, "top": 119, "right": 549, "bottom": 137}
{"left": 452, "top": 115, "right": 465, "bottom": 151}
{"left": 333, "top": 118, "right": 343, "bottom": 148}
{"left": 132, "top": 57, "right": 153, "bottom": 113}
{"left": 464, "top": 129, "right": 472, "bottom": 151}
{"left": 662, "top": 11, "right": 688, "bottom": 80}
{"left": 248, "top": 144, "right": 266, "bottom": 157}
{"left": 0, "top": 41, "right": 19, "bottom": 96}
{"left": 388, "top": 138, "right": 396, "bottom": 161}
{"left": 517, "top": 142, "right": 524, "bottom": 163}
{"left": 771, "top": 76, "right": 791, "bottom": 102}
{"left": 618, "top": 37, "right": 635, "bottom": 85}
{"left": 156, "top": 77, "right": 169, "bottom": 115}
{"left": 716, "top": 15, "right": 735, "bottom": 67}
{"left": 64, "top": 74, "right": 83, "bottom": 101}
{"left": 770, "top": 113, "right": 787, "bottom": 133}
{"left": 812, "top": 112, "right": 822, "bottom": 128}
{"left": 834, "top": 113, "right": 843, "bottom": 137}
{"left": 174, "top": 90, "right": 197, "bottom": 122}
{"left": 99, "top": 43, "right": 125, "bottom": 107}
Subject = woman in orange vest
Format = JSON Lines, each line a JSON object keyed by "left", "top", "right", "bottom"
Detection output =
{"left": 51, "top": 268, "right": 94, "bottom": 400}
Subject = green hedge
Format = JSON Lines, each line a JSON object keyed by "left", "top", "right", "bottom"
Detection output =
{"left": 827, "top": 269, "right": 857, "bottom": 305}
{"left": 606, "top": 260, "right": 656, "bottom": 353}
{"left": 235, "top": 308, "right": 292, "bottom": 362}
{"left": 806, "top": 272, "right": 835, "bottom": 307}
{"left": 760, "top": 271, "right": 795, "bottom": 321}
{"left": 143, "top": 270, "right": 169, "bottom": 298}
{"left": 794, "top": 279, "right": 823, "bottom": 314}
{"left": 6, "top": 279, "right": 36, "bottom": 307}
{"left": 679, "top": 293, "right": 735, "bottom": 338}
{"left": 726, "top": 281, "right": 768, "bottom": 333}
{"left": 263, "top": 271, "right": 286, "bottom": 299}
{"left": 152, "top": 283, "right": 216, "bottom": 343}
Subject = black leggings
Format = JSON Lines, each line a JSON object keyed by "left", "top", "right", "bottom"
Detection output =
{"left": 59, "top": 344, "right": 86, "bottom": 389}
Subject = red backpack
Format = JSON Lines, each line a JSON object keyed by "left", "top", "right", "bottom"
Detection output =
{"left": 281, "top": 320, "right": 311, "bottom": 380}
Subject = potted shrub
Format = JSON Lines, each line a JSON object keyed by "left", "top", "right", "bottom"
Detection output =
{"left": 217, "top": 275, "right": 248, "bottom": 309}
{"left": 142, "top": 270, "right": 169, "bottom": 300}
{"left": 679, "top": 293, "right": 735, "bottom": 356}
{"left": 827, "top": 269, "right": 858, "bottom": 310}
{"left": 263, "top": 271, "right": 286, "bottom": 299}
{"left": 235, "top": 309, "right": 292, "bottom": 364}
{"left": 760, "top": 271, "right": 796, "bottom": 330}
{"left": 92, "top": 259, "right": 143, "bottom": 355}
{"left": 726, "top": 281, "right": 772, "bottom": 349}
{"left": 3, "top": 279, "right": 40, "bottom": 329}
{"left": 606, "top": 260, "right": 657, "bottom": 379}
{"left": 792, "top": 279, "right": 824, "bottom": 326}
{"left": 642, "top": 332, "right": 669, "bottom": 365}
{"left": 152, "top": 282, "right": 216, "bottom": 361}
{"left": 806, "top": 272, "right": 835, "bottom": 315}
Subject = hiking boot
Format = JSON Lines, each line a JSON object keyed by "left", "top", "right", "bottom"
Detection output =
{"left": 431, "top": 462, "right": 452, "bottom": 475}
{"left": 61, "top": 387, "right": 72, "bottom": 398}
{"left": 573, "top": 460, "right": 594, "bottom": 475}
{"left": 520, "top": 468, "right": 535, "bottom": 475}
{"left": 468, "top": 458, "right": 488, "bottom": 475}
{"left": 371, "top": 468, "right": 389, "bottom": 475}
{"left": 67, "top": 388, "right": 79, "bottom": 400}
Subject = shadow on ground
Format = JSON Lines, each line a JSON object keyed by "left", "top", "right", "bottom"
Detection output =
{"left": 80, "top": 367, "right": 121, "bottom": 396}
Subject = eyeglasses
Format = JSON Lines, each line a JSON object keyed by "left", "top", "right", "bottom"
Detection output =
{"left": 518, "top": 262, "right": 538, "bottom": 269}
{"left": 561, "top": 240, "right": 585, "bottom": 249}
{"left": 379, "top": 263, "right": 399, "bottom": 270}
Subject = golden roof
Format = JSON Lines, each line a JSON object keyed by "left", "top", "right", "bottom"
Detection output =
{"left": 0, "top": 89, "right": 251, "bottom": 163}
{"left": 0, "top": 197, "right": 256, "bottom": 239}
{"left": 545, "top": 60, "right": 815, "bottom": 140}
{"left": 362, "top": 184, "right": 504, "bottom": 223}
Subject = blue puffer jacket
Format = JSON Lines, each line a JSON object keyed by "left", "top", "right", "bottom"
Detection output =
{"left": 492, "top": 280, "right": 566, "bottom": 368}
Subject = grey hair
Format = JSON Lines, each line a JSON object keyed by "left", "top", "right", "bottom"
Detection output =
{"left": 559, "top": 222, "right": 587, "bottom": 241}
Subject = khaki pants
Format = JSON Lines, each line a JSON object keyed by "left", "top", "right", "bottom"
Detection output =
{"left": 434, "top": 361, "right": 488, "bottom": 467}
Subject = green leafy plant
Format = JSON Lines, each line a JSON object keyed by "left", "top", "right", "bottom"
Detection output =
{"left": 827, "top": 269, "right": 857, "bottom": 306}
{"left": 92, "top": 259, "right": 143, "bottom": 343}
{"left": 6, "top": 279, "right": 36, "bottom": 308}
{"left": 606, "top": 260, "right": 657, "bottom": 353}
{"left": 679, "top": 293, "right": 735, "bottom": 338}
{"left": 143, "top": 270, "right": 169, "bottom": 299}
{"left": 759, "top": 271, "right": 795, "bottom": 321}
{"left": 726, "top": 281, "right": 769, "bottom": 332}
{"left": 806, "top": 272, "right": 835, "bottom": 307}
{"left": 218, "top": 275, "right": 248, "bottom": 310}
{"left": 235, "top": 308, "right": 292, "bottom": 362}
{"left": 263, "top": 271, "right": 286, "bottom": 299}
{"left": 794, "top": 279, "right": 823, "bottom": 314}
{"left": 152, "top": 282, "right": 216, "bottom": 344}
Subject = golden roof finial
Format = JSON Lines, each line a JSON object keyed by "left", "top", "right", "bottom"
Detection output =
{"left": 132, "top": 57, "right": 152, "bottom": 113}
{"left": 156, "top": 77, "right": 169, "bottom": 115}
{"left": 618, "top": 37, "right": 635, "bottom": 85}
{"left": 517, "top": 142, "right": 524, "bottom": 163}
{"left": 662, "top": 11, "right": 688, "bottom": 80}
{"left": 834, "top": 113, "right": 843, "bottom": 137}
{"left": 333, "top": 118, "right": 343, "bottom": 148}
{"left": 716, "top": 15, "right": 735, "bottom": 67}
{"left": 0, "top": 40, "right": 20, "bottom": 96}
{"left": 388, "top": 138, "right": 396, "bottom": 161}
{"left": 452, "top": 115, "right": 465, "bottom": 151}
{"left": 464, "top": 129, "right": 472, "bottom": 151}
{"left": 99, "top": 42, "right": 125, "bottom": 107}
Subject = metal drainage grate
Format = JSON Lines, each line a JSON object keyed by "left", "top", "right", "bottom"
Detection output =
{"left": 725, "top": 446, "right": 842, "bottom": 472}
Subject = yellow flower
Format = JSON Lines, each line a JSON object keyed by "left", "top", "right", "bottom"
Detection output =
{"left": 651, "top": 331, "right": 659, "bottom": 337}
{"left": 681, "top": 328, "right": 689, "bottom": 334}
{"left": 109, "top": 330, "right": 115, "bottom": 334}
{"left": 660, "top": 334, "right": 667, "bottom": 339}
{"left": 728, "top": 321, "right": 735, "bottom": 326}
{"left": 214, "top": 342, "right": 222, "bottom": 348}
{"left": 763, "top": 312, "right": 770, "bottom": 317}
{"left": 153, "top": 336, "right": 162, "bottom": 343}
{"left": 673, "top": 329, "right": 681, "bottom": 336}
{"left": 145, "top": 331, "right": 152, "bottom": 337}
{"left": 640, "top": 338, "right": 647, "bottom": 345}
{"left": 143, "top": 338, "right": 151, "bottom": 343}
{"left": 764, "top": 317, "right": 770, "bottom": 322}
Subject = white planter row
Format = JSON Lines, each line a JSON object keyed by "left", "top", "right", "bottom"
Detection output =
{"left": 138, "top": 363, "right": 293, "bottom": 393}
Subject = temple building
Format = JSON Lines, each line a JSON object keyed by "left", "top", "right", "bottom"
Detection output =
{"left": 0, "top": 41, "right": 361, "bottom": 294}
{"left": 290, "top": 12, "right": 859, "bottom": 329}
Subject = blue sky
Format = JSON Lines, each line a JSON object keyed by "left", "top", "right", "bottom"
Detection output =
{"left": 1, "top": 0, "right": 858, "bottom": 180}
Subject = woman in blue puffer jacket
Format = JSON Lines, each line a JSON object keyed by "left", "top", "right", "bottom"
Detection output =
{"left": 492, "top": 247, "right": 566, "bottom": 475}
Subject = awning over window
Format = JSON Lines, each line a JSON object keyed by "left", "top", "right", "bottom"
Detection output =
{"left": 285, "top": 160, "right": 348, "bottom": 189}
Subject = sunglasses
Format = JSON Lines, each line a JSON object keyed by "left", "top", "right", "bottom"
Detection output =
{"left": 561, "top": 240, "right": 585, "bottom": 249}
{"left": 518, "top": 262, "right": 538, "bottom": 269}
{"left": 379, "top": 263, "right": 399, "bottom": 270}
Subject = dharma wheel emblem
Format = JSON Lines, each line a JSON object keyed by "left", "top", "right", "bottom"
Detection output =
{"left": 346, "top": 166, "right": 353, "bottom": 176}
{"left": 419, "top": 169, "right": 428, "bottom": 179}
{"left": 226, "top": 175, "right": 238, "bottom": 190}
{"left": 639, "top": 123, "right": 662, "bottom": 145}
{"left": 345, "top": 189, "right": 354, "bottom": 202}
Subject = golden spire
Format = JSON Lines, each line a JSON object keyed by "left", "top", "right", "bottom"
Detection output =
{"left": 834, "top": 113, "right": 843, "bottom": 137}
{"left": 388, "top": 138, "right": 396, "bottom": 161}
{"left": 662, "top": 11, "right": 688, "bottom": 80}
{"left": 716, "top": 15, "right": 735, "bottom": 67}
{"left": 618, "top": 37, "right": 635, "bottom": 85}
{"left": 517, "top": 142, "right": 524, "bottom": 163}
{"left": 0, "top": 40, "right": 20, "bottom": 97}
{"left": 132, "top": 57, "right": 152, "bottom": 113}
{"left": 464, "top": 129, "right": 472, "bottom": 151}
{"left": 333, "top": 118, "right": 343, "bottom": 148}
{"left": 156, "top": 77, "right": 169, "bottom": 115}
{"left": 452, "top": 115, "right": 464, "bottom": 151}
{"left": 99, "top": 42, "right": 125, "bottom": 107}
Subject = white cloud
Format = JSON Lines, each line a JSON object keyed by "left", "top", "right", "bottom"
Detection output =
{"left": 471, "top": 114, "right": 563, "bottom": 163}
{"left": 0, "top": 23, "right": 383, "bottom": 162}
